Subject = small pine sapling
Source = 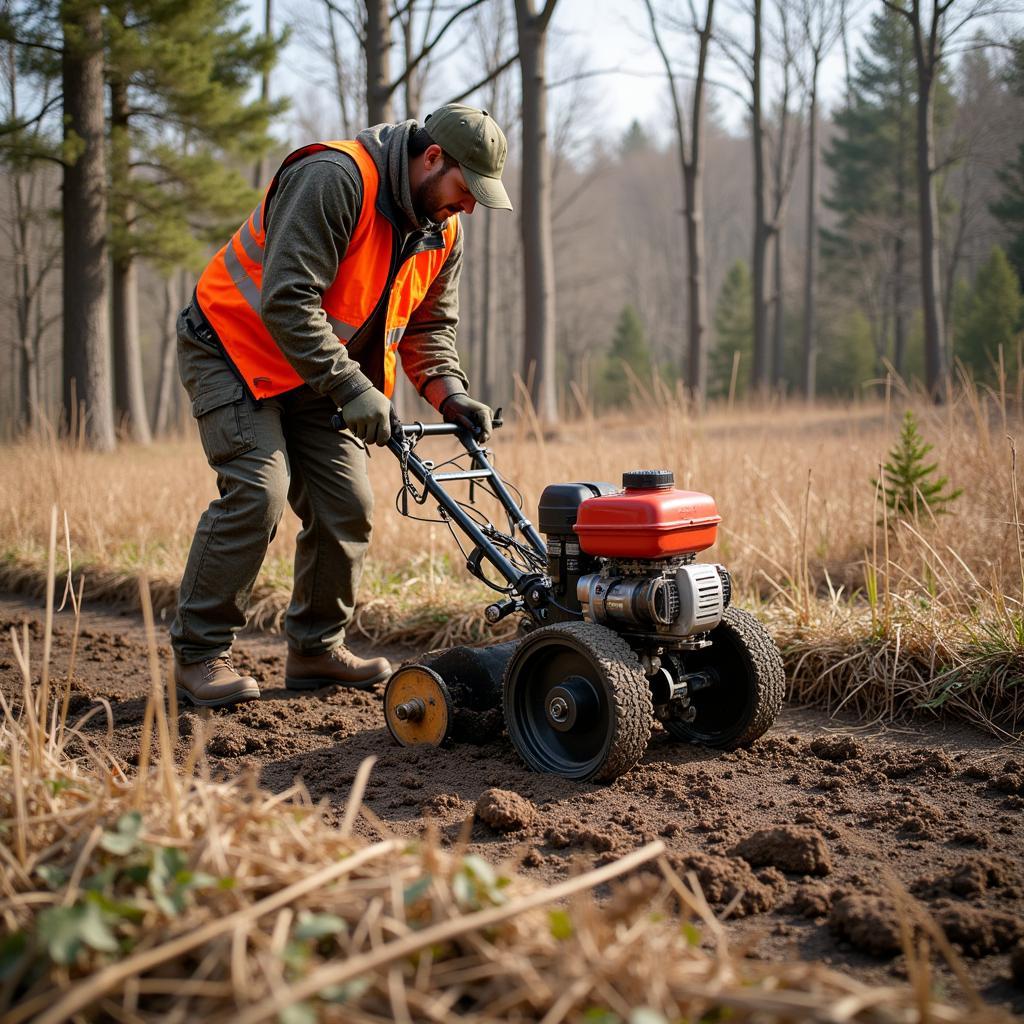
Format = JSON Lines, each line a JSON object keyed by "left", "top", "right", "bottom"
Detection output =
{"left": 874, "top": 410, "right": 962, "bottom": 521}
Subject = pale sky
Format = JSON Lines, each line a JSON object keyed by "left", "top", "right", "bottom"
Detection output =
{"left": 255, "top": 0, "right": 1016, "bottom": 145}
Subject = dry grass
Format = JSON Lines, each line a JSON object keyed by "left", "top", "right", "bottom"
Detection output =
{"left": 0, "top": 548, "right": 1010, "bottom": 1023}
{"left": 1, "top": 381, "right": 1022, "bottom": 730}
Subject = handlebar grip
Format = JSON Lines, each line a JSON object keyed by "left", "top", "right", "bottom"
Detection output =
{"left": 330, "top": 408, "right": 403, "bottom": 432}
{"left": 331, "top": 406, "right": 503, "bottom": 436}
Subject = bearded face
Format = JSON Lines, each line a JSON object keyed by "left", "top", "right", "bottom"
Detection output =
{"left": 412, "top": 161, "right": 476, "bottom": 224}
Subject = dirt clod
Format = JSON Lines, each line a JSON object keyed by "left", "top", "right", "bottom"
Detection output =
{"left": 786, "top": 882, "right": 833, "bottom": 919}
{"left": 208, "top": 731, "right": 248, "bottom": 758}
{"left": 421, "top": 793, "right": 468, "bottom": 817}
{"left": 673, "top": 852, "right": 781, "bottom": 917}
{"left": 1011, "top": 942, "right": 1024, "bottom": 987}
{"left": 993, "top": 773, "right": 1024, "bottom": 796}
{"left": 915, "top": 856, "right": 1019, "bottom": 899}
{"left": 475, "top": 788, "right": 536, "bottom": 832}
{"left": 830, "top": 894, "right": 903, "bottom": 957}
{"left": 810, "top": 735, "right": 863, "bottom": 762}
{"left": 934, "top": 902, "right": 1023, "bottom": 957}
{"left": 730, "top": 826, "right": 832, "bottom": 877}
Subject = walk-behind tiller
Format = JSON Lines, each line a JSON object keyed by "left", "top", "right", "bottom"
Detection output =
{"left": 339, "top": 410, "right": 785, "bottom": 783}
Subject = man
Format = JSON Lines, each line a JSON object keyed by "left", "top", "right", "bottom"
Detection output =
{"left": 172, "top": 104, "right": 511, "bottom": 708}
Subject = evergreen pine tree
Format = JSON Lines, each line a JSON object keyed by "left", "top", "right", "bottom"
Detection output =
{"left": 874, "top": 410, "right": 962, "bottom": 521}
{"left": 822, "top": 8, "right": 916, "bottom": 377}
{"left": 599, "top": 304, "right": 652, "bottom": 408}
{"left": 106, "top": 0, "right": 285, "bottom": 441}
{"left": 955, "top": 246, "right": 1023, "bottom": 381}
{"left": 822, "top": 8, "right": 953, "bottom": 379}
{"left": 709, "top": 261, "right": 753, "bottom": 400}
{"left": 824, "top": 9, "right": 916, "bottom": 231}
{"left": 0, "top": 0, "right": 284, "bottom": 444}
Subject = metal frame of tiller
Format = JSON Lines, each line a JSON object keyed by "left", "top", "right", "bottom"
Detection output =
{"left": 347, "top": 410, "right": 786, "bottom": 778}
{"left": 333, "top": 411, "right": 555, "bottom": 627}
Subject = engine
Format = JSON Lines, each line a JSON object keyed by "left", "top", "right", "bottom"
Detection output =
{"left": 538, "top": 470, "right": 730, "bottom": 646}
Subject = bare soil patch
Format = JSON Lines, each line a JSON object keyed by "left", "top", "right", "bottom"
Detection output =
{"left": 2, "top": 593, "right": 1022, "bottom": 1016}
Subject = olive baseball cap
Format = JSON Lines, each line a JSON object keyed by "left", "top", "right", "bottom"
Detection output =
{"left": 424, "top": 103, "right": 513, "bottom": 211}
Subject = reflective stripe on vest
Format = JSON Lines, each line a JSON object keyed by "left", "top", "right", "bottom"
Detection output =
{"left": 195, "top": 139, "right": 458, "bottom": 401}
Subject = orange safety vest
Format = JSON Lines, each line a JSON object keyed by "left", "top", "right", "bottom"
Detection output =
{"left": 195, "top": 139, "right": 459, "bottom": 401}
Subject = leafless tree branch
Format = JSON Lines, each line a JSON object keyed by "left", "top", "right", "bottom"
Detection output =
{"left": 447, "top": 51, "right": 518, "bottom": 103}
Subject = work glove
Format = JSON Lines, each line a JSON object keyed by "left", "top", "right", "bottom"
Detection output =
{"left": 342, "top": 387, "right": 392, "bottom": 446}
{"left": 440, "top": 393, "right": 493, "bottom": 442}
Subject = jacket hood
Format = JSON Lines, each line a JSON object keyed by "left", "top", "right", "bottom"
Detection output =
{"left": 357, "top": 120, "right": 446, "bottom": 236}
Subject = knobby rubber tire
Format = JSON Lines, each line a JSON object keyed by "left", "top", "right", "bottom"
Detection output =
{"left": 664, "top": 607, "right": 785, "bottom": 749}
{"left": 503, "top": 620, "right": 653, "bottom": 782}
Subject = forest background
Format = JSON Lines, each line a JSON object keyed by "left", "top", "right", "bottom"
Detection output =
{"left": 2, "top": 0, "right": 1024, "bottom": 445}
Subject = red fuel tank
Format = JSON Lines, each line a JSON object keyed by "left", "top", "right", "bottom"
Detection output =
{"left": 573, "top": 469, "right": 720, "bottom": 559}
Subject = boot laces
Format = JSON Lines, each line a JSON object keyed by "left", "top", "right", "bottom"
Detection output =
{"left": 328, "top": 645, "right": 357, "bottom": 667}
{"left": 203, "top": 654, "right": 234, "bottom": 679}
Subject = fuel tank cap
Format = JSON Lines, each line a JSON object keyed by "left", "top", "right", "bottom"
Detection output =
{"left": 622, "top": 469, "right": 674, "bottom": 490}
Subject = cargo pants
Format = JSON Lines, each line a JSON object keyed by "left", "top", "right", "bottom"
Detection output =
{"left": 170, "top": 307, "right": 373, "bottom": 664}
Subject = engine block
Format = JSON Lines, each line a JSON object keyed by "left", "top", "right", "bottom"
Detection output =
{"left": 577, "top": 559, "right": 730, "bottom": 642}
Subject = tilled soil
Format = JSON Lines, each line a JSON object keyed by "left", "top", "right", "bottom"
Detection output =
{"left": 3, "top": 594, "right": 1023, "bottom": 1016}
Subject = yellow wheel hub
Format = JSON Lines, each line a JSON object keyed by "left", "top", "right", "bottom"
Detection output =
{"left": 383, "top": 665, "right": 454, "bottom": 747}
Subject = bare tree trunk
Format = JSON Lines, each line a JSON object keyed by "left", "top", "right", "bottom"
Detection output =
{"left": 154, "top": 275, "right": 179, "bottom": 436}
{"left": 110, "top": 78, "right": 152, "bottom": 444}
{"left": 801, "top": 71, "right": 818, "bottom": 399}
{"left": 884, "top": 0, "right": 949, "bottom": 399}
{"left": 365, "top": 0, "right": 394, "bottom": 124}
{"left": 14, "top": 176, "right": 32, "bottom": 431}
{"left": 914, "top": 57, "right": 946, "bottom": 398}
{"left": 683, "top": 170, "right": 710, "bottom": 398}
{"left": 253, "top": 0, "right": 272, "bottom": 187}
{"left": 515, "top": 0, "right": 558, "bottom": 422}
{"left": 8, "top": 337, "right": 19, "bottom": 435}
{"left": 893, "top": 234, "right": 906, "bottom": 375}
{"left": 324, "top": 1, "right": 352, "bottom": 136}
{"left": 644, "top": 0, "right": 714, "bottom": 403}
{"left": 111, "top": 254, "right": 152, "bottom": 441}
{"left": 61, "top": 0, "right": 115, "bottom": 450}
{"left": 771, "top": 230, "right": 785, "bottom": 388}
{"left": 397, "top": 0, "right": 433, "bottom": 119}
{"left": 5, "top": 27, "right": 59, "bottom": 433}
{"left": 480, "top": 205, "right": 498, "bottom": 405}
{"left": 751, "top": 0, "right": 771, "bottom": 392}
{"left": 472, "top": 2, "right": 513, "bottom": 409}
{"left": 893, "top": 69, "right": 909, "bottom": 378}
{"left": 766, "top": 4, "right": 802, "bottom": 395}
{"left": 21, "top": 336, "right": 39, "bottom": 431}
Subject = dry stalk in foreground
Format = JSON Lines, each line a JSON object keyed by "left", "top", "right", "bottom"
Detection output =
{"left": 0, "top": 543, "right": 1009, "bottom": 1023}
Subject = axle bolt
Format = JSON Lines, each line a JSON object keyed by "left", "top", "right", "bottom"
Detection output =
{"left": 549, "top": 696, "right": 569, "bottom": 722}
{"left": 531, "top": 589, "right": 542, "bottom": 602}
{"left": 394, "top": 698, "right": 426, "bottom": 722}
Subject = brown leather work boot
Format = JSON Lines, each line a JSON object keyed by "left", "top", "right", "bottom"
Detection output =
{"left": 285, "top": 645, "right": 392, "bottom": 691}
{"left": 174, "top": 654, "right": 260, "bottom": 708}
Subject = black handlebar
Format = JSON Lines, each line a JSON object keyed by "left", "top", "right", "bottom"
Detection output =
{"left": 330, "top": 407, "right": 504, "bottom": 440}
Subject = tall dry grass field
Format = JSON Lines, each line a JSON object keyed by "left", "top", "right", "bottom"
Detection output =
{"left": 1, "top": 387, "right": 1022, "bottom": 730}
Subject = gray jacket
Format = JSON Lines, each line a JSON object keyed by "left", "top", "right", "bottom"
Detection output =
{"left": 258, "top": 121, "right": 469, "bottom": 410}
